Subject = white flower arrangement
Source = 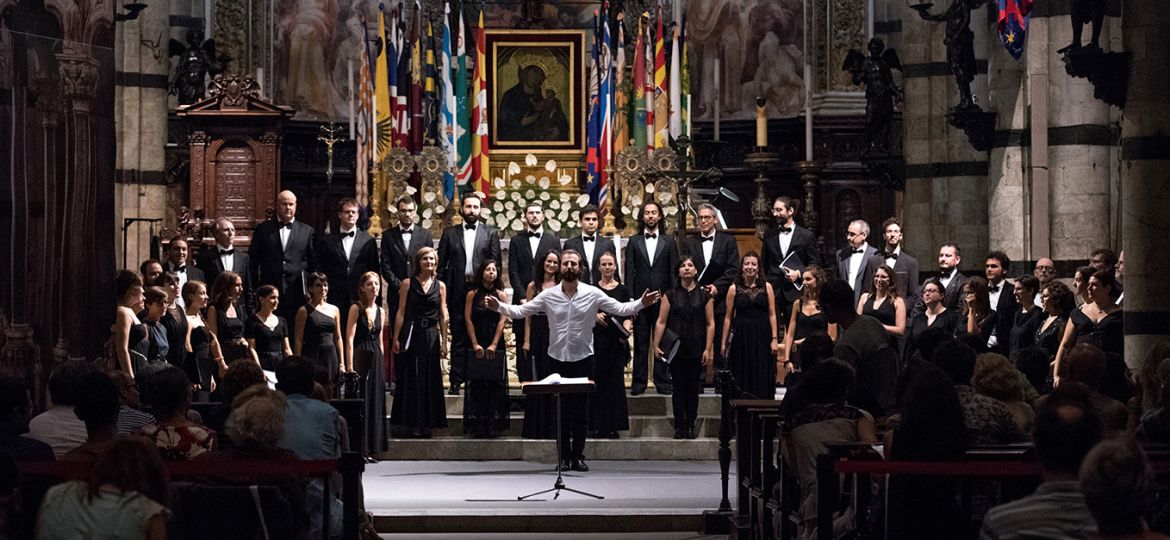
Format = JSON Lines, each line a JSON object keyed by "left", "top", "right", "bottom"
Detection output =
{"left": 490, "top": 154, "right": 584, "bottom": 236}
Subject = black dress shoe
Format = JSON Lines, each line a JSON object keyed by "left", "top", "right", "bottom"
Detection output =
{"left": 655, "top": 386, "right": 673, "bottom": 395}
{"left": 630, "top": 385, "right": 647, "bottom": 396}
{"left": 686, "top": 428, "right": 698, "bottom": 439}
{"left": 673, "top": 430, "right": 685, "bottom": 439}
{"left": 447, "top": 385, "right": 461, "bottom": 396}
{"left": 559, "top": 459, "right": 573, "bottom": 471}
{"left": 571, "top": 458, "right": 589, "bottom": 472}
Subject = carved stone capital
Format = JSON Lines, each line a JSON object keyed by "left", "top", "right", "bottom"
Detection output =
{"left": 56, "top": 52, "right": 100, "bottom": 110}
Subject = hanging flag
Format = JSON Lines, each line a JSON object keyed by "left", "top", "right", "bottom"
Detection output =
{"left": 653, "top": 9, "right": 668, "bottom": 148}
{"left": 374, "top": 6, "right": 393, "bottom": 158}
{"left": 409, "top": 1, "right": 423, "bottom": 152}
{"left": 356, "top": 17, "right": 373, "bottom": 206}
{"left": 585, "top": 11, "right": 601, "bottom": 206}
{"left": 997, "top": 0, "right": 1033, "bottom": 61}
{"left": 455, "top": 9, "right": 471, "bottom": 188}
{"left": 439, "top": 1, "right": 456, "bottom": 199}
{"left": 597, "top": 4, "right": 612, "bottom": 210}
{"left": 423, "top": 20, "right": 439, "bottom": 146}
{"left": 394, "top": 10, "right": 411, "bottom": 149}
{"left": 680, "top": 15, "right": 690, "bottom": 139}
{"left": 613, "top": 11, "right": 628, "bottom": 157}
{"left": 668, "top": 22, "right": 681, "bottom": 141}
{"left": 471, "top": 8, "right": 490, "bottom": 196}
{"left": 632, "top": 13, "right": 647, "bottom": 152}
{"left": 643, "top": 16, "right": 654, "bottom": 153}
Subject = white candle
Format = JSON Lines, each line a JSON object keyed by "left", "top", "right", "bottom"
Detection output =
{"left": 803, "top": 0, "right": 813, "bottom": 161}
{"left": 255, "top": 68, "right": 264, "bottom": 96}
{"left": 348, "top": 61, "right": 355, "bottom": 139}
{"left": 713, "top": 54, "right": 720, "bottom": 141}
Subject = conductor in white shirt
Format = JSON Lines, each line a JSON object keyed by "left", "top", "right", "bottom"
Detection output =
{"left": 485, "top": 249, "right": 661, "bottom": 472}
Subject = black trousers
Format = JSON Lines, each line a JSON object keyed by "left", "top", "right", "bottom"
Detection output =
{"left": 670, "top": 355, "right": 702, "bottom": 430}
{"left": 633, "top": 305, "right": 672, "bottom": 391}
{"left": 551, "top": 356, "right": 594, "bottom": 461}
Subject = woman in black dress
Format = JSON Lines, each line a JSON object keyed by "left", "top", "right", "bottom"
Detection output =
{"left": 963, "top": 276, "right": 998, "bottom": 350}
{"left": 346, "top": 271, "right": 391, "bottom": 452}
{"left": 591, "top": 251, "right": 632, "bottom": 438}
{"left": 181, "top": 280, "right": 226, "bottom": 396}
{"left": 1035, "top": 280, "right": 1075, "bottom": 361}
{"left": 462, "top": 260, "right": 510, "bottom": 438}
{"left": 113, "top": 270, "right": 147, "bottom": 378}
{"left": 152, "top": 273, "right": 189, "bottom": 372}
{"left": 857, "top": 264, "right": 907, "bottom": 348}
{"left": 207, "top": 271, "right": 252, "bottom": 364}
{"left": 1058, "top": 269, "right": 1127, "bottom": 399}
{"left": 721, "top": 252, "right": 779, "bottom": 400}
{"left": 390, "top": 248, "right": 449, "bottom": 439}
{"left": 522, "top": 250, "right": 560, "bottom": 439}
{"left": 782, "top": 266, "right": 835, "bottom": 385}
{"left": 905, "top": 279, "right": 961, "bottom": 362}
{"left": 294, "top": 272, "right": 344, "bottom": 384}
{"left": 1054, "top": 266, "right": 1099, "bottom": 380}
{"left": 653, "top": 256, "right": 715, "bottom": 439}
{"left": 1007, "top": 275, "right": 1044, "bottom": 358}
{"left": 247, "top": 285, "right": 292, "bottom": 371}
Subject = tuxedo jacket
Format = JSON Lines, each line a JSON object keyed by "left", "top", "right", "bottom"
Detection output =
{"left": 759, "top": 224, "right": 821, "bottom": 309}
{"left": 684, "top": 231, "right": 740, "bottom": 312}
{"left": 835, "top": 243, "right": 878, "bottom": 308}
{"left": 317, "top": 230, "right": 380, "bottom": 310}
{"left": 163, "top": 260, "right": 205, "bottom": 284}
{"left": 507, "top": 230, "right": 563, "bottom": 303}
{"left": 249, "top": 219, "right": 317, "bottom": 308}
{"left": 380, "top": 224, "right": 433, "bottom": 309}
{"left": 868, "top": 249, "right": 921, "bottom": 309}
{"left": 436, "top": 222, "right": 501, "bottom": 311}
{"left": 197, "top": 248, "right": 254, "bottom": 312}
{"left": 991, "top": 279, "right": 1019, "bottom": 347}
{"left": 563, "top": 234, "right": 617, "bottom": 286}
{"left": 624, "top": 232, "right": 679, "bottom": 298}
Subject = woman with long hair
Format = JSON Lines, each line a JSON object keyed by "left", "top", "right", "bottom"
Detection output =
{"left": 113, "top": 270, "right": 147, "bottom": 378}
{"left": 294, "top": 271, "right": 344, "bottom": 384}
{"left": 1007, "top": 275, "right": 1044, "bottom": 357}
{"left": 653, "top": 256, "right": 715, "bottom": 439}
{"left": 1035, "top": 280, "right": 1076, "bottom": 361}
{"left": 182, "top": 280, "right": 226, "bottom": 395}
{"left": 462, "top": 260, "right": 510, "bottom": 438}
{"left": 782, "top": 265, "right": 835, "bottom": 384}
{"left": 348, "top": 271, "right": 389, "bottom": 453}
{"left": 857, "top": 264, "right": 906, "bottom": 343}
{"left": 591, "top": 251, "right": 632, "bottom": 438}
{"left": 521, "top": 250, "right": 561, "bottom": 439}
{"left": 207, "top": 271, "right": 252, "bottom": 364}
{"left": 722, "top": 252, "right": 780, "bottom": 400}
{"left": 246, "top": 285, "right": 292, "bottom": 370}
{"left": 390, "top": 248, "right": 449, "bottom": 440}
{"left": 963, "top": 275, "right": 998, "bottom": 347}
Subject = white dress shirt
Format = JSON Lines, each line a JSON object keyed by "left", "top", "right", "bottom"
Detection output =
{"left": 778, "top": 226, "right": 794, "bottom": 257}
{"left": 280, "top": 218, "right": 295, "bottom": 250}
{"left": 217, "top": 243, "right": 235, "bottom": 273}
{"left": 847, "top": 247, "right": 866, "bottom": 288}
{"left": 644, "top": 228, "right": 660, "bottom": 262}
{"left": 700, "top": 233, "right": 715, "bottom": 266}
{"left": 166, "top": 261, "right": 190, "bottom": 308}
{"left": 988, "top": 280, "right": 1004, "bottom": 312}
{"left": 340, "top": 227, "right": 356, "bottom": 260}
{"left": 940, "top": 268, "right": 957, "bottom": 290}
{"left": 496, "top": 283, "right": 644, "bottom": 362}
{"left": 885, "top": 246, "right": 901, "bottom": 269}
{"left": 400, "top": 226, "right": 413, "bottom": 251}
{"left": 462, "top": 223, "right": 478, "bottom": 278}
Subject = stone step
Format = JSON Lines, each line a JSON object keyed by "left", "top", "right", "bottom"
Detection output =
{"left": 381, "top": 436, "right": 733, "bottom": 461}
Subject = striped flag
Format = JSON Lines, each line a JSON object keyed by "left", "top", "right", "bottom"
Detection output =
{"left": 585, "top": 11, "right": 601, "bottom": 206}
{"left": 680, "top": 16, "right": 690, "bottom": 139}
{"left": 439, "top": 1, "right": 456, "bottom": 199}
{"left": 423, "top": 21, "right": 438, "bottom": 145}
{"left": 668, "top": 22, "right": 681, "bottom": 141}
{"left": 374, "top": 6, "right": 393, "bottom": 158}
{"left": 632, "top": 13, "right": 647, "bottom": 152}
{"left": 454, "top": 9, "right": 471, "bottom": 188}
{"left": 597, "top": 5, "right": 612, "bottom": 211}
{"left": 393, "top": 10, "right": 410, "bottom": 149}
{"left": 409, "top": 1, "right": 423, "bottom": 152}
{"left": 356, "top": 17, "right": 373, "bottom": 206}
{"left": 613, "top": 10, "right": 628, "bottom": 169}
{"left": 471, "top": 8, "right": 490, "bottom": 196}
{"left": 653, "top": 9, "right": 668, "bottom": 148}
{"left": 997, "top": 0, "right": 1033, "bottom": 61}
{"left": 643, "top": 17, "right": 654, "bottom": 152}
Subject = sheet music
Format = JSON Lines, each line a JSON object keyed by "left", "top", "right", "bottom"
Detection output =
{"left": 535, "top": 373, "right": 591, "bottom": 385}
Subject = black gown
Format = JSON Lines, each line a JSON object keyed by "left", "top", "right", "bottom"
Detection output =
{"left": 665, "top": 286, "right": 709, "bottom": 434}
{"left": 301, "top": 308, "right": 341, "bottom": 382}
{"left": 462, "top": 288, "right": 510, "bottom": 437}
{"left": 352, "top": 305, "right": 388, "bottom": 452}
{"left": 246, "top": 314, "right": 288, "bottom": 371}
{"left": 127, "top": 321, "right": 151, "bottom": 375}
{"left": 389, "top": 279, "right": 446, "bottom": 436}
{"left": 1007, "top": 307, "right": 1043, "bottom": 357}
{"left": 1071, "top": 307, "right": 1128, "bottom": 402}
{"left": 186, "top": 323, "right": 216, "bottom": 391}
{"left": 1034, "top": 315, "right": 1067, "bottom": 361}
{"left": 904, "top": 309, "right": 960, "bottom": 362}
{"left": 862, "top": 295, "right": 900, "bottom": 353}
{"left": 591, "top": 283, "right": 631, "bottom": 435}
{"left": 729, "top": 284, "right": 775, "bottom": 400}
{"left": 215, "top": 304, "right": 248, "bottom": 362}
{"left": 522, "top": 311, "right": 557, "bottom": 439}
{"left": 161, "top": 307, "right": 188, "bottom": 368}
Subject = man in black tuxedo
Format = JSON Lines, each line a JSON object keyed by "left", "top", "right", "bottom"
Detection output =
{"left": 685, "top": 203, "right": 739, "bottom": 377}
{"left": 380, "top": 197, "right": 433, "bottom": 322}
{"left": 984, "top": 250, "right": 1017, "bottom": 353}
{"left": 868, "top": 217, "right": 921, "bottom": 310}
{"left": 437, "top": 193, "right": 501, "bottom": 395}
{"left": 759, "top": 196, "right": 821, "bottom": 323}
{"left": 562, "top": 205, "right": 617, "bottom": 286}
{"left": 508, "top": 202, "right": 563, "bottom": 382}
{"left": 916, "top": 242, "right": 968, "bottom": 317}
{"left": 249, "top": 190, "right": 317, "bottom": 321}
{"left": 163, "top": 236, "right": 205, "bottom": 308}
{"left": 835, "top": 220, "right": 878, "bottom": 309}
{"left": 198, "top": 217, "right": 254, "bottom": 312}
{"left": 317, "top": 198, "right": 381, "bottom": 328}
{"left": 625, "top": 201, "right": 679, "bottom": 395}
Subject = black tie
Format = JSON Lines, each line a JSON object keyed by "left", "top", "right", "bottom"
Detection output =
{"left": 645, "top": 233, "right": 657, "bottom": 240}
{"left": 583, "top": 235, "right": 595, "bottom": 242}
{"left": 989, "top": 284, "right": 1000, "bottom": 293}
{"left": 219, "top": 249, "right": 234, "bottom": 256}
{"left": 281, "top": 222, "right": 293, "bottom": 229}
{"left": 528, "top": 231, "right": 541, "bottom": 239}
{"left": 402, "top": 228, "right": 412, "bottom": 235}
{"left": 701, "top": 236, "right": 714, "bottom": 242}
{"left": 464, "top": 224, "right": 476, "bottom": 231}
{"left": 852, "top": 248, "right": 864, "bottom": 254}
{"left": 343, "top": 231, "right": 355, "bottom": 238}
{"left": 778, "top": 226, "right": 792, "bottom": 234}
{"left": 175, "top": 265, "right": 186, "bottom": 273}
{"left": 885, "top": 252, "right": 898, "bottom": 260}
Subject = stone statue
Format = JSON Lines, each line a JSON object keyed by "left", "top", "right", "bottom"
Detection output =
{"left": 522, "top": 0, "right": 543, "bottom": 22}
{"left": 911, "top": 0, "right": 986, "bottom": 112}
{"left": 1065, "top": 0, "right": 1107, "bottom": 53}
{"left": 169, "top": 28, "right": 231, "bottom": 105}
{"left": 843, "top": 38, "right": 902, "bottom": 154}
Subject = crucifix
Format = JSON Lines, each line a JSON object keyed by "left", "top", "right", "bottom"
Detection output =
{"left": 317, "top": 122, "right": 345, "bottom": 229}
{"left": 644, "top": 135, "right": 722, "bottom": 253}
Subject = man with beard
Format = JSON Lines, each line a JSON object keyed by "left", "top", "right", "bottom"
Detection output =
{"left": 1033, "top": 257, "right": 1056, "bottom": 308}
{"left": 625, "top": 202, "right": 679, "bottom": 395}
{"left": 437, "top": 193, "right": 501, "bottom": 395}
{"left": 915, "top": 242, "right": 967, "bottom": 317}
{"left": 508, "top": 202, "right": 563, "bottom": 382}
{"left": 162, "top": 236, "right": 204, "bottom": 308}
{"left": 486, "top": 249, "right": 660, "bottom": 472}
{"left": 381, "top": 197, "right": 432, "bottom": 323}
{"left": 868, "top": 217, "right": 920, "bottom": 309}
{"left": 760, "top": 196, "right": 821, "bottom": 323}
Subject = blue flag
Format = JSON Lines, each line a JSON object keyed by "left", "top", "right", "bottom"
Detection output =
{"left": 997, "top": 0, "right": 1033, "bottom": 61}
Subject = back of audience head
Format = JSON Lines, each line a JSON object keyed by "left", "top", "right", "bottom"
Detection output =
{"left": 88, "top": 437, "right": 169, "bottom": 507}
{"left": 313, "top": 369, "right": 335, "bottom": 402}
{"left": 1062, "top": 343, "right": 1107, "bottom": 391}
{"left": 956, "top": 332, "right": 990, "bottom": 355}
{"left": 226, "top": 385, "right": 286, "bottom": 448}
{"left": 144, "top": 367, "right": 192, "bottom": 421}
{"left": 817, "top": 279, "right": 856, "bottom": 323}
{"left": 802, "top": 359, "right": 854, "bottom": 405}
{"left": 275, "top": 356, "right": 316, "bottom": 397}
{"left": 1033, "top": 397, "right": 1102, "bottom": 476}
{"left": 1012, "top": 347, "right": 1053, "bottom": 394}
{"left": 73, "top": 371, "right": 121, "bottom": 432}
{"left": 221, "top": 359, "right": 266, "bottom": 404}
{"left": 915, "top": 330, "right": 952, "bottom": 364}
{"left": 0, "top": 378, "right": 32, "bottom": 436}
{"left": 47, "top": 360, "right": 98, "bottom": 407}
{"left": 933, "top": 340, "right": 977, "bottom": 386}
{"left": 116, "top": 270, "right": 144, "bottom": 305}
{"left": 897, "top": 367, "right": 968, "bottom": 458}
{"left": 797, "top": 332, "right": 835, "bottom": 372}
{"left": 972, "top": 353, "right": 1022, "bottom": 403}
{"left": 1080, "top": 438, "right": 1153, "bottom": 536}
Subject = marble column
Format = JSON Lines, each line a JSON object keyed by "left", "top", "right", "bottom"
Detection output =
{"left": 1120, "top": 1, "right": 1170, "bottom": 407}
{"left": 986, "top": 29, "right": 1027, "bottom": 265}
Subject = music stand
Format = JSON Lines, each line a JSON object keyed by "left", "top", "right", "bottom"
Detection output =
{"left": 517, "top": 381, "right": 604, "bottom": 500}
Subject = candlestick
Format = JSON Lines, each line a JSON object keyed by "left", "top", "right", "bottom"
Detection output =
{"left": 803, "top": 0, "right": 813, "bottom": 161}
{"left": 755, "top": 97, "right": 767, "bottom": 148}
{"left": 348, "top": 61, "right": 355, "bottom": 139}
{"left": 255, "top": 68, "right": 264, "bottom": 98}
{"left": 713, "top": 54, "right": 720, "bottom": 141}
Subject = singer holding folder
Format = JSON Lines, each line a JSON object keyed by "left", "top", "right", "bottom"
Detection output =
{"left": 485, "top": 249, "right": 661, "bottom": 472}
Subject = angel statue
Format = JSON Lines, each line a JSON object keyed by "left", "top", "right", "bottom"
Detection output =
{"left": 912, "top": 0, "right": 987, "bottom": 112}
{"left": 169, "top": 28, "right": 231, "bottom": 105}
{"left": 1061, "top": 0, "right": 1106, "bottom": 53}
{"left": 844, "top": 38, "right": 902, "bottom": 155}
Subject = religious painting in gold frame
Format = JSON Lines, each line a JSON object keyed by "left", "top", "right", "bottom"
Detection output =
{"left": 486, "top": 29, "right": 585, "bottom": 154}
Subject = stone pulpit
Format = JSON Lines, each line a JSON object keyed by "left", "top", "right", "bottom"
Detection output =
{"left": 176, "top": 74, "right": 295, "bottom": 231}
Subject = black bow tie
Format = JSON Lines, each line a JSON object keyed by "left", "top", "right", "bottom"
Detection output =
{"left": 280, "top": 222, "right": 293, "bottom": 229}
{"left": 401, "top": 227, "right": 412, "bottom": 234}
{"left": 989, "top": 284, "right": 1000, "bottom": 293}
{"left": 219, "top": 249, "right": 234, "bottom": 256}
{"left": 174, "top": 265, "right": 187, "bottom": 272}
{"left": 583, "top": 235, "right": 595, "bottom": 242}
{"left": 940, "top": 272, "right": 951, "bottom": 279}
{"left": 528, "top": 231, "right": 541, "bottom": 239}
{"left": 645, "top": 233, "right": 657, "bottom": 240}
{"left": 464, "top": 223, "right": 476, "bottom": 231}
{"left": 851, "top": 248, "right": 865, "bottom": 254}
{"left": 342, "top": 231, "right": 355, "bottom": 238}
{"left": 701, "top": 236, "right": 714, "bottom": 242}
{"left": 885, "top": 252, "right": 899, "bottom": 260}
{"left": 778, "top": 227, "right": 793, "bottom": 234}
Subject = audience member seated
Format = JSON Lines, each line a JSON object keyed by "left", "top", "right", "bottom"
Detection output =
{"left": 979, "top": 396, "right": 1103, "bottom": 540}
{"left": 1013, "top": 346, "right": 1055, "bottom": 397}
{"left": 821, "top": 279, "right": 895, "bottom": 414}
{"left": 1038, "top": 344, "right": 1129, "bottom": 436}
{"left": 276, "top": 356, "right": 343, "bottom": 539}
{"left": 27, "top": 360, "right": 96, "bottom": 457}
{"left": 110, "top": 370, "right": 155, "bottom": 436}
{"left": 1079, "top": 438, "right": 1170, "bottom": 540}
{"left": 37, "top": 437, "right": 169, "bottom": 540}
{"left": 973, "top": 353, "right": 1036, "bottom": 435}
{"left": 935, "top": 340, "right": 1026, "bottom": 445}
{"left": 61, "top": 371, "right": 123, "bottom": 463}
{"left": 136, "top": 367, "right": 215, "bottom": 460}
{"left": 203, "top": 359, "right": 266, "bottom": 450}
{"left": 779, "top": 332, "right": 834, "bottom": 417}
{"left": 886, "top": 366, "right": 969, "bottom": 539}
{"left": 0, "top": 377, "right": 53, "bottom": 460}
{"left": 1139, "top": 358, "right": 1170, "bottom": 443}
{"left": 894, "top": 329, "right": 953, "bottom": 412}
